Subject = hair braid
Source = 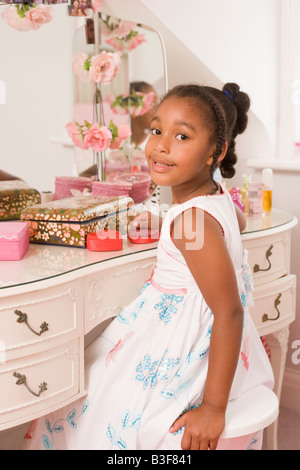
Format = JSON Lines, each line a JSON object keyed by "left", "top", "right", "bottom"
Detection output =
{"left": 205, "top": 95, "right": 227, "bottom": 180}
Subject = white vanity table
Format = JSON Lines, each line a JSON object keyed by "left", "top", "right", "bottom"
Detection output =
{"left": 0, "top": 208, "right": 297, "bottom": 450}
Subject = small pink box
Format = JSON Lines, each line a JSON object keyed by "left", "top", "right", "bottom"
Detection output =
{"left": 0, "top": 222, "right": 29, "bottom": 261}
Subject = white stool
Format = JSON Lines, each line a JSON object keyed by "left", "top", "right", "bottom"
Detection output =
{"left": 221, "top": 385, "right": 279, "bottom": 449}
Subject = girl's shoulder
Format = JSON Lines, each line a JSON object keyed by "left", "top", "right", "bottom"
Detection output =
{"left": 165, "top": 185, "right": 229, "bottom": 219}
{"left": 162, "top": 186, "right": 238, "bottom": 240}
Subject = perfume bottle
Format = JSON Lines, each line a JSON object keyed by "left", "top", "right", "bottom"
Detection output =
{"left": 241, "top": 174, "right": 251, "bottom": 214}
{"left": 262, "top": 168, "right": 273, "bottom": 214}
{"left": 248, "top": 182, "right": 263, "bottom": 216}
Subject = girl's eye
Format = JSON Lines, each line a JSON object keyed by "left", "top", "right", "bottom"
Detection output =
{"left": 151, "top": 128, "right": 161, "bottom": 135}
{"left": 176, "top": 133, "right": 188, "bottom": 141}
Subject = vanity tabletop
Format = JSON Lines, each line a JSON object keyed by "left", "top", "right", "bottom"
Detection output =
{"left": 242, "top": 208, "right": 297, "bottom": 237}
{"left": 0, "top": 208, "right": 297, "bottom": 291}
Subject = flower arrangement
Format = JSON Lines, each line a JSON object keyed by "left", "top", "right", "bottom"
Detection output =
{"left": 107, "top": 90, "right": 156, "bottom": 117}
{"left": 65, "top": 120, "right": 131, "bottom": 152}
{"left": 101, "top": 15, "right": 146, "bottom": 52}
{"left": 72, "top": 50, "right": 121, "bottom": 84}
{"left": 1, "top": 2, "right": 52, "bottom": 31}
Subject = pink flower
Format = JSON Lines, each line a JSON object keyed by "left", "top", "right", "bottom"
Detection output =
{"left": 105, "top": 36, "right": 127, "bottom": 52}
{"left": 110, "top": 123, "right": 132, "bottom": 149}
{"left": 72, "top": 52, "right": 91, "bottom": 83}
{"left": 65, "top": 122, "right": 85, "bottom": 149}
{"left": 106, "top": 33, "right": 146, "bottom": 52}
{"left": 113, "top": 20, "right": 137, "bottom": 39}
{"left": 83, "top": 124, "right": 112, "bottom": 152}
{"left": 106, "top": 94, "right": 128, "bottom": 115}
{"left": 1, "top": 5, "right": 30, "bottom": 31}
{"left": 89, "top": 51, "right": 121, "bottom": 85}
{"left": 140, "top": 91, "right": 156, "bottom": 115}
{"left": 127, "top": 33, "right": 147, "bottom": 51}
{"left": 117, "top": 123, "right": 132, "bottom": 140}
{"left": 25, "top": 5, "right": 52, "bottom": 31}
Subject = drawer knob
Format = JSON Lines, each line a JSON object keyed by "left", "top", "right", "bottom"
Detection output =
{"left": 14, "top": 309, "right": 49, "bottom": 336}
{"left": 13, "top": 372, "right": 47, "bottom": 398}
{"left": 262, "top": 293, "right": 281, "bottom": 322}
{"left": 253, "top": 245, "right": 273, "bottom": 273}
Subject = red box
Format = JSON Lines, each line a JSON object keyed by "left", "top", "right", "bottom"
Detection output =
{"left": 127, "top": 228, "right": 160, "bottom": 244}
{"left": 87, "top": 230, "right": 123, "bottom": 251}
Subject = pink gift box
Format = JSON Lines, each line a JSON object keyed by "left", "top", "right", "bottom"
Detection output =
{"left": 0, "top": 222, "right": 29, "bottom": 261}
{"left": 54, "top": 176, "right": 93, "bottom": 200}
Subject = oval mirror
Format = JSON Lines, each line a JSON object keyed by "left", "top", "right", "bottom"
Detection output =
{"left": 71, "top": 11, "right": 167, "bottom": 204}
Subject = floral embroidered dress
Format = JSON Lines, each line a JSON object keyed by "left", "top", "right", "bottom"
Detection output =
{"left": 23, "top": 187, "right": 274, "bottom": 451}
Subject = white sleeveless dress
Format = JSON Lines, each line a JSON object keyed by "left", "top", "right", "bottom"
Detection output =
{"left": 23, "top": 187, "right": 274, "bottom": 450}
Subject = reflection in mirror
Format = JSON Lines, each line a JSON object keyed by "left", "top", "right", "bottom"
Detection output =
{"left": 70, "top": 12, "right": 167, "bottom": 203}
{"left": 0, "top": 2, "right": 78, "bottom": 192}
{"left": 0, "top": 3, "right": 167, "bottom": 207}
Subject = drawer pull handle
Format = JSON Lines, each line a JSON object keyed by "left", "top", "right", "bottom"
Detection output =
{"left": 14, "top": 309, "right": 49, "bottom": 336}
{"left": 253, "top": 245, "right": 273, "bottom": 273}
{"left": 13, "top": 372, "right": 47, "bottom": 397}
{"left": 262, "top": 293, "right": 281, "bottom": 322}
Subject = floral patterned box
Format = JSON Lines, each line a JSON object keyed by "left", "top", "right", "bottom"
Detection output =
{"left": 20, "top": 195, "right": 134, "bottom": 248}
{"left": 0, "top": 181, "right": 41, "bottom": 220}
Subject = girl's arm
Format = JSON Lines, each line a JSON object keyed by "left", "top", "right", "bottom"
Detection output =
{"left": 170, "top": 207, "right": 244, "bottom": 450}
{"left": 234, "top": 204, "right": 246, "bottom": 232}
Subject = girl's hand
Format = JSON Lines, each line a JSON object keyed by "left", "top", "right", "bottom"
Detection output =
{"left": 169, "top": 403, "right": 226, "bottom": 450}
{"left": 128, "top": 210, "right": 161, "bottom": 232}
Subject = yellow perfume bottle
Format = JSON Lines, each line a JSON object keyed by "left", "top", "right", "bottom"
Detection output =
{"left": 262, "top": 168, "right": 273, "bottom": 214}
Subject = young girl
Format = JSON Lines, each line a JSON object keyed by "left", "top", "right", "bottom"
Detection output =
{"left": 23, "top": 83, "right": 274, "bottom": 451}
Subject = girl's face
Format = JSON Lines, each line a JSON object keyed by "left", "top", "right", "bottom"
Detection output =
{"left": 145, "top": 96, "right": 216, "bottom": 199}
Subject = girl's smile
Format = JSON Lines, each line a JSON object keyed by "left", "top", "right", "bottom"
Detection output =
{"left": 152, "top": 158, "right": 175, "bottom": 172}
{"left": 145, "top": 96, "right": 217, "bottom": 202}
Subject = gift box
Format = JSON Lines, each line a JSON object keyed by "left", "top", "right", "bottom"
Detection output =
{"left": 0, "top": 180, "right": 41, "bottom": 220}
{"left": 92, "top": 180, "right": 132, "bottom": 197}
{"left": 87, "top": 230, "right": 123, "bottom": 252}
{"left": 113, "top": 172, "right": 151, "bottom": 203}
{"left": 20, "top": 195, "right": 133, "bottom": 248}
{"left": 0, "top": 221, "right": 29, "bottom": 260}
{"left": 54, "top": 176, "right": 93, "bottom": 200}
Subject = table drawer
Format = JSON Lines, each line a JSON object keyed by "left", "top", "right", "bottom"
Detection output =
{"left": 0, "top": 281, "right": 82, "bottom": 359}
{"left": 84, "top": 257, "right": 155, "bottom": 333}
{"left": 250, "top": 274, "right": 296, "bottom": 335}
{"left": 243, "top": 231, "right": 290, "bottom": 286}
{"left": 0, "top": 339, "right": 81, "bottom": 430}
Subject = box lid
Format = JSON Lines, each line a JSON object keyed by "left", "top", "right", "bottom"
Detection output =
{"left": 0, "top": 221, "right": 29, "bottom": 241}
{"left": 0, "top": 180, "right": 40, "bottom": 195}
{"left": 20, "top": 195, "right": 134, "bottom": 223}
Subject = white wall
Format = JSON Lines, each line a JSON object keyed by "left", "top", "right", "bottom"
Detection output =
{"left": 144, "top": 0, "right": 280, "bottom": 157}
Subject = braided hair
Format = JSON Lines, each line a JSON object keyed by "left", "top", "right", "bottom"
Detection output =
{"left": 160, "top": 82, "right": 250, "bottom": 182}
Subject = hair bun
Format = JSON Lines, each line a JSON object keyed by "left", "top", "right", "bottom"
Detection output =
{"left": 222, "top": 83, "right": 250, "bottom": 136}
